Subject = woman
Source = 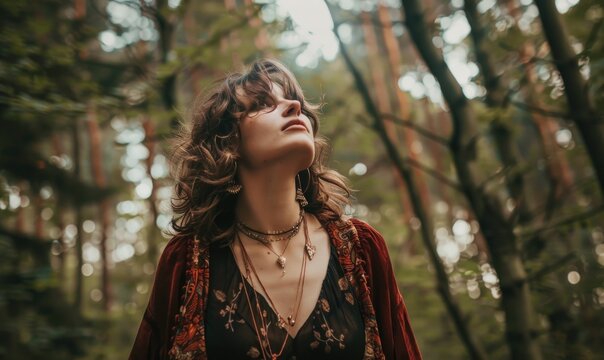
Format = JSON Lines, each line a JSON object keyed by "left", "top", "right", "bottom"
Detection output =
{"left": 130, "top": 59, "right": 421, "bottom": 360}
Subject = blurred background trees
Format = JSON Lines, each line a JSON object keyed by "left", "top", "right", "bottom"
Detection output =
{"left": 0, "top": 0, "right": 602, "bottom": 359}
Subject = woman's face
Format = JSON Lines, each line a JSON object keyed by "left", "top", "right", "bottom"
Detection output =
{"left": 237, "top": 84, "right": 315, "bottom": 171}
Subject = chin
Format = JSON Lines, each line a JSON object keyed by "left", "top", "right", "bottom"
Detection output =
{"left": 282, "top": 140, "right": 315, "bottom": 169}
{"left": 244, "top": 138, "right": 315, "bottom": 170}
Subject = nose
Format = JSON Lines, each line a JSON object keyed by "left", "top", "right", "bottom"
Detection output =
{"left": 282, "top": 99, "right": 301, "bottom": 118}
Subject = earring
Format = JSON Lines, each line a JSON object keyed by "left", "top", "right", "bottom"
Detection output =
{"left": 226, "top": 181, "right": 242, "bottom": 194}
{"left": 295, "top": 173, "right": 308, "bottom": 207}
{"left": 226, "top": 161, "right": 242, "bottom": 194}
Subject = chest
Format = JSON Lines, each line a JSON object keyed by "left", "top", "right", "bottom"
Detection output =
{"left": 205, "top": 233, "right": 366, "bottom": 359}
{"left": 230, "top": 227, "right": 331, "bottom": 337}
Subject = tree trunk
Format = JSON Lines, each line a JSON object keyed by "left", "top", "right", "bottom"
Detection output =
{"left": 73, "top": 0, "right": 86, "bottom": 315}
{"left": 464, "top": 0, "right": 532, "bottom": 223}
{"left": 399, "top": 0, "right": 543, "bottom": 358}
{"left": 332, "top": 6, "right": 489, "bottom": 359}
{"left": 86, "top": 105, "right": 111, "bottom": 311}
{"left": 51, "top": 133, "right": 67, "bottom": 283}
{"left": 15, "top": 184, "right": 26, "bottom": 232}
{"left": 71, "top": 119, "right": 84, "bottom": 312}
{"left": 155, "top": 0, "right": 178, "bottom": 130}
{"left": 360, "top": 11, "right": 415, "bottom": 235}
{"left": 183, "top": 7, "right": 203, "bottom": 100}
{"left": 504, "top": 0, "right": 574, "bottom": 220}
{"left": 33, "top": 193, "right": 44, "bottom": 238}
{"left": 143, "top": 117, "right": 160, "bottom": 263}
{"left": 376, "top": 4, "right": 433, "bottom": 218}
{"left": 534, "top": 0, "right": 604, "bottom": 195}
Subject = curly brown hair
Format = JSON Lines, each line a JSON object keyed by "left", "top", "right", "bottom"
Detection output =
{"left": 169, "top": 58, "right": 351, "bottom": 246}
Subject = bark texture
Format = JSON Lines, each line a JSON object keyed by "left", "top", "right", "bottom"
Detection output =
{"left": 534, "top": 0, "right": 604, "bottom": 195}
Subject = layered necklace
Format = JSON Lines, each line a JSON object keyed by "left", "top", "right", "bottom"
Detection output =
{"left": 236, "top": 207, "right": 316, "bottom": 274}
{"left": 236, "top": 206, "right": 304, "bottom": 243}
{"left": 233, "top": 214, "right": 315, "bottom": 360}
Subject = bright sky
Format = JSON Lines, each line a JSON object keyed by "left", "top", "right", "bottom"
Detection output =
{"left": 273, "top": 0, "right": 340, "bottom": 67}
{"left": 275, "top": 0, "right": 478, "bottom": 103}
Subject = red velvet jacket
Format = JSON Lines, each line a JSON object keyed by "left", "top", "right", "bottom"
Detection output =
{"left": 130, "top": 218, "right": 422, "bottom": 359}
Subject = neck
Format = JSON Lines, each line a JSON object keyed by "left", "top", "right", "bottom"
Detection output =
{"left": 234, "top": 166, "right": 301, "bottom": 232}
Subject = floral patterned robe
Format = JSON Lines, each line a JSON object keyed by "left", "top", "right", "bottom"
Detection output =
{"left": 129, "top": 217, "right": 422, "bottom": 360}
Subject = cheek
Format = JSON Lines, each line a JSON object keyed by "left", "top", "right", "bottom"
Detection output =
{"left": 238, "top": 126, "right": 272, "bottom": 160}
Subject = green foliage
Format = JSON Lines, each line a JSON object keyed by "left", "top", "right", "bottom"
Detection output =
{"left": 2, "top": 0, "right": 604, "bottom": 359}
{"left": 0, "top": 234, "right": 91, "bottom": 359}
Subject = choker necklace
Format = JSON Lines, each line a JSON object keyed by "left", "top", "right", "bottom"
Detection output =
{"left": 236, "top": 207, "right": 304, "bottom": 243}
{"left": 237, "top": 212, "right": 316, "bottom": 274}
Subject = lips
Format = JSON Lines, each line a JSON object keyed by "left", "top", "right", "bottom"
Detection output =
{"left": 282, "top": 119, "right": 308, "bottom": 132}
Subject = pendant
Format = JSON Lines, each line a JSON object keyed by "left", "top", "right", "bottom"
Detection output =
{"left": 277, "top": 317, "right": 287, "bottom": 329}
{"left": 305, "top": 243, "right": 316, "bottom": 260}
{"left": 287, "top": 315, "right": 295, "bottom": 327}
{"left": 276, "top": 256, "right": 286, "bottom": 269}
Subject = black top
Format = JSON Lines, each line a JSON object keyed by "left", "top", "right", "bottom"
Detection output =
{"left": 205, "top": 240, "right": 365, "bottom": 359}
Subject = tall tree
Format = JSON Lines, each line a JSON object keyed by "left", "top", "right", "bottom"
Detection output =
{"left": 399, "top": 0, "right": 543, "bottom": 358}
{"left": 503, "top": 0, "right": 574, "bottom": 219}
{"left": 534, "top": 0, "right": 604, "bottom": 195}
{"left": 464, "top": 0, "right": 533, "bottom": 222}
{"left": 330, "top": 4, "right": 488, "bottom": 359}
{"left": 72, "top": 118, "right": 85, "bottom": 311}
{"left": 360, "top": 10, "right": 415, "bottom": 236}
{"left": 86, "top": 105, "right": 112, "bottom": 311}
{"left": 143, "top": 117, "right": 160, "bottom": 263}
{"left": 376, "top": 4, "right": 432, "bottom": 213}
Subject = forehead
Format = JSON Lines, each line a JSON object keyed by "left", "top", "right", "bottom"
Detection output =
{"left": 271, "top": 84, "right": 285, "bottom": 97}
{"left": 235, "top": 82, "right": 286, "bottom": 106}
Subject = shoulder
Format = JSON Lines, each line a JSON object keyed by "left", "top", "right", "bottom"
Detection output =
{"left": 348, "top": 217, "right": 389, "bottom": 253}
{"left": 325, "top": 215, "right": 391, "bottom": 261}
{"left": 348, "top": 217, "right": 380, "bottom": 236}
{"left": 156, "top": 236, "right": 190, "bottom": 271}
{"left": 145, "top": 236, "right": 191, "bottom": 315}
{"left": 150, "top": 236, "right": 191, "bottom": 299}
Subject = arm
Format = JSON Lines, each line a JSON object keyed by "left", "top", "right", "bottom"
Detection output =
{"left": 129, "top": 238, "right": 188, "bottom": 360}
{"left": 351, "top": 219, "right": 422, "bottom": 360}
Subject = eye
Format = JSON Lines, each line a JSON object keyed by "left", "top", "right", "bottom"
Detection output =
{"left": 251, "top": 100, "right": 270, "bottom": 111}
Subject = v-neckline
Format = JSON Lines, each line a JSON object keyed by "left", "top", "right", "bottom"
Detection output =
{"left": 226, "top": 242, "right": 332, "bottom": 340}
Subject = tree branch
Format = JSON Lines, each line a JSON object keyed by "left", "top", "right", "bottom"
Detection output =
{"left": 517, "top": 203, "right": 604, "bottom": 238}
{"left": 581, "top": 17, "right": 603, "bottom": 55}
{"left": 404, "top": 157, "right": 463, "bottom": 192}
{"left": 511, "top": 100, "right": 582, "bottom": 120}
{"left": 380, "top": 113, "right": 450, "bottom": 146}
{"left": 527, "top": 253, "right": 577, "bottom": 283}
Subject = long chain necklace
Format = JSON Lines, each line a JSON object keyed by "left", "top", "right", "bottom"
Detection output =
{"left": 238, "top": 254, "right": 287, "bottom": 360}
{"left": 236, "top": 227, "right": 307, "bottom": 329}
{"left": 234, "top": 229, "right": 307, "bottom": 360}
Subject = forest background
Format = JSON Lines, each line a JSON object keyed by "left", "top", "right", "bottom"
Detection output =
{"left": 1, "top": 0, "right": 603, "bottom": 359}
